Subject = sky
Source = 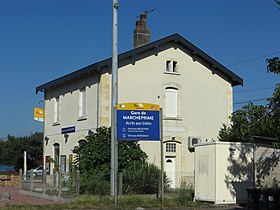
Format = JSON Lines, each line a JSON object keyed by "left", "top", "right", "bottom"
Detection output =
{"left": 0, "top": 0, "right": 279, "bottom": 138}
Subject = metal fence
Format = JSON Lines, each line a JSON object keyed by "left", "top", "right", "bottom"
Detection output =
{"left": 19, "top": 169, "right": 80, "bottom": 197}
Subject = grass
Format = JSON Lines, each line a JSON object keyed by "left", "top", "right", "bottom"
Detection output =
{"left": 0, "top": 193, "right": 207, "bottom": 210}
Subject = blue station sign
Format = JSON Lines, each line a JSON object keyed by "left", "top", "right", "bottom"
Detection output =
{"left": 61, "top": 126, "right": 75, "bottom": 134}
{"left": 117, "top": 103, "right": 160, "bottom": 141}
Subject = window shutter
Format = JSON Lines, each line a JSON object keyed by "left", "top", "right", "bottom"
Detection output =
{"left": 165, "top": 88, "right": 178, "bottom": 117}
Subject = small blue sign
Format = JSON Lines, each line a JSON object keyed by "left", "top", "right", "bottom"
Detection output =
{"left": 61, "top": 126, "right": 75, "bottom": 134}
{"left": 117, "top": 110, "right": 160, "bottom": 141}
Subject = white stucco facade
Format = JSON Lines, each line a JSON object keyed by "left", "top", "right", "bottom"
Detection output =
{"left": 194, "top": 142, "right": 254, "bottom": 204}
{"left": 37, "top": 34, "right": 242, "bottom": 188}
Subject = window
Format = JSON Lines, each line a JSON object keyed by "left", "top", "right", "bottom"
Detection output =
{"left": 53, "top": 143, "right": 60, "bottom": 171}
{"left": 165, "top": 60, "right": 177, "bottom": 72}
{"left": 166, "top": 60, "right": 171, "bottom": 72}
{"left": 79, "top": 87, "right": 86, "bottom": 117}
{"left": 173, "top": 61, "right": 177, "bottom": 72}
{"left": 54, "top": 96, "right": 60, "bottom": 123}
{"left": 45, "top": 156, "right": 50, "bottom": 175}
{"left": 60, "top": 155, "right": 66, "bottom": 173}
{"left": 165, "top": 87, "right": 178, "bottom": 117}
{"left": 166, "top": 143, "right": 176, "bottom": 152}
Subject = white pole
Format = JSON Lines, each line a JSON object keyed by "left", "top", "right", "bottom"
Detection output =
{"left": 23, "top": 151, "right": 27, "bottom": 180}
{"left": 111, "top": 0, "right": 118, "bottom": 198}
{"left": 160, "top": 108, "right": 164, "bottom": 205}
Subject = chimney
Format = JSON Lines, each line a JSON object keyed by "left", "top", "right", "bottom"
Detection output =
{"left": 133, "top": 12, "right": 151, "bottom": 48}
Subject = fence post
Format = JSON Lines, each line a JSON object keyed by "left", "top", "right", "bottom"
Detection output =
{"left": 118, "top": 172, "right": 123, "bottom": 196}
{"left": 58, "top": 171, "right": 62, "bottom": 199}
{"left": 43, "top": 170, "right": 46, "bottom": 194}
{"left": 19, "top": 169, "right": 22, "bottom": 190}
{"left": 75, "top": 170, "right": 80, "bottom": 196}
{"left": 30, "top": 169, "right": 34, "bottom": 191}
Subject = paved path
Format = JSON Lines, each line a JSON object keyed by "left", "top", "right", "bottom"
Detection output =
{"left": 0, "top": 186, "right": 58, "bottom": 208}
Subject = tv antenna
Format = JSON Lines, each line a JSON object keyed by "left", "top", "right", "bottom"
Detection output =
{"left": 136, "top": 8, "right": 156, "bottom": 18}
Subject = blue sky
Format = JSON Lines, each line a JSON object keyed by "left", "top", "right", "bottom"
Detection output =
{"left": 0, "top": 0, "right": 279, "bottom": 138}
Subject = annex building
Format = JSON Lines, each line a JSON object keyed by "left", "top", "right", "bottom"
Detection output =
{"left": 36, "top": 14, "right": 243, "bottom": 188}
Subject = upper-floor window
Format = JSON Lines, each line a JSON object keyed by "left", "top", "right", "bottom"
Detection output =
{"left": 166, "top": 60, "right": 178, "bottom": 73}
{"left": 79, "top": 87, "right": 86, "bottom": 117}
{"left": 54, "top": 96, "right": 60, "bottom": 123}
{"left": 165, "top": 87, "right": 178, "bottom": 117}
{"left": 166, "top": 143, "right": 176, "bottom": 152}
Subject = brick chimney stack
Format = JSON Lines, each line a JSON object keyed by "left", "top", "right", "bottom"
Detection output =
{"left": 133, "top": 12, "right": 151, "bottom": 48}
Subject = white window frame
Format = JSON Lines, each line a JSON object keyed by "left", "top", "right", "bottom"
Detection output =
{"left": 166, "top": 60, "right": 171, "bottom": 72}
{"left": 54, "top": 96, "right": 60, "bottom": 123}
{"left": 79, "top": 87, "right": 87, "bottom": 118}
{"left": 165, "top": 60, "right": 178, "bottom": 73}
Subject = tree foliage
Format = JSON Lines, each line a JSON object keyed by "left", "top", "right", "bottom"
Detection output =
{"left": 266, "top": 57, "right": 280, "bottom": 75}
{"left": 0, "top": 132, "right": 43, "bottom": 171}
{"left": 218, "top": 103, "right": 274, "bottom": 142}
{"left": 219, "top": 57, "right": 280, "bottom": 142}
{"left": 122, "top": 161, "right": 170, "bottom": 194}
{"left": 73, "top": 126, "right": 147, "bottom": 176}
{"left": 73, "top": 127, "right": 172, "bottom": 195}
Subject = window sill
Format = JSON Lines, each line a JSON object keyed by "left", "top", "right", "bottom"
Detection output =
{"left": 163, "top": 117, "right": 183, "bottom": 121}
{"left": 166, "top": 151, "right": 177, "bottom": 155}
{"left": 77, "top": 116, "right": 87, "bottom": 121}
{"left": 164, "top": 71, "right": 181, "bottom": 76}
{"left": 53, "top": 122, "right": 60, "bottom": 126}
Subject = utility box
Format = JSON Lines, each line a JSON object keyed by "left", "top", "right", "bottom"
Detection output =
{"left": 194, "top": 142, "right": 254, "bottom": 204}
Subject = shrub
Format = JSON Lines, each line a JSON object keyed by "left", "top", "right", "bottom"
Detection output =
{"left": 122, "top": 161, "right": 170, "bottom": 194}
{"left": 80, "top": 169, "right": 110, "bottom": 195}
{"left": 176, "top": 182, "right": 194, "bottom": 205}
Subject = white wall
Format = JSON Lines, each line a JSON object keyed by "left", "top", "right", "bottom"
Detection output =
{"left": 195, "top": 142, "right": 254, "bottom": 204}
{"left": 116, "top": 47, "right": 233, "bottom": 188}
{"left": 254, "top": 144, "right": 280, "bottom": 188}
{"left": 42, "top": 45, "right": 234, "bottom": 188}
{"left": 43, "top": 74, "right": 99, "bottom": 173}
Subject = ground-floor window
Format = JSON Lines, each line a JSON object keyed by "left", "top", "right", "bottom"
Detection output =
{"left": 53, "top": 143, "right": 60, "bottom": 171}
{"left": 60, "top": 155, "right": 67, "bottom": 173}
{"left": 45, "top": 156, "right": 51, "bottom": 175}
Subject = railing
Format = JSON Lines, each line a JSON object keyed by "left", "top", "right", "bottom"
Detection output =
{"left": 19, "top": 169, "right": 80, "bottom": 198}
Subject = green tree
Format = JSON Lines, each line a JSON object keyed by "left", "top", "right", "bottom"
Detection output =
{"left": 266, "top": 57, "right": 280, "bottom": 75}
{"left": 266, "top": 57, "right": 280, "bottom": 141}
{"left": 73, "top": 126, "right": 147, "bottom": 175}
{"left": 0, "top": 132, "right": 43, "bottom": 170}
{"left": 218, "top": 103, "right": 273, "bottom": 142}
{"left": 73, "top": 126, "right": 172, "bottom": 195}
{"left": 219, "top": 57, "right": 280, "bottom": 142}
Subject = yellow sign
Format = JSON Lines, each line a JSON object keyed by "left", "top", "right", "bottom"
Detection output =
{"left": 34, "top": 108, "right": 44, "bottom": 122}
{"left": 117, "top": 102, "right": 160, "bottom": 110}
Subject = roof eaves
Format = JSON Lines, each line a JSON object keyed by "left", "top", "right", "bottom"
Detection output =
{"left": 35, "top": 59, "right": 111, "bottom": 94}
{"left": 36, "top": 33, "right": 243, "bottom": 93}
{"left": 172, "top": 34, "right": 243, "bottom": 86}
